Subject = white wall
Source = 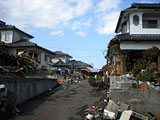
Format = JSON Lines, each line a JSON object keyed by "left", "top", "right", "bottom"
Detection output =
{"left": 0, "top": 30, "right": 31, "bottom": 43}
{"left": 40, "top": 52, "right": 54, "bottom": 71}
{"left": 120, "top": 41, "right": 160, "bottom": 50}
{"left": 130, "top": 12, "right": 143, "bottom": 34}
{"left": 129, "top": 12, "right": 160, "bottom": 34}
{"left": 0, "top": 31, "right": 13, "bottom": 43}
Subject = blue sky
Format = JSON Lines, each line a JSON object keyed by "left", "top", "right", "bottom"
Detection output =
{"left": 0, "top": 0, "right": 159, "bottom": 68}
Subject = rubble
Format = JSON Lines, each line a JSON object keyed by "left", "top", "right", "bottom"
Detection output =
{"left": 120, "top": 110, "right": 148, "bottom": 120}
{"left": 0, "top": 84, "right": 19, "bottom": 115}
{"left": 0, "top": 46, "right": 37, "bottom": 77}
{"left": 103, "top": 109, "right": 115, "bottom": 119}
{"left": 83, "top": 98, "right": 159, "bottom": 120}
{"left": 105, "top": 99, "right": 118, "bottom": 115}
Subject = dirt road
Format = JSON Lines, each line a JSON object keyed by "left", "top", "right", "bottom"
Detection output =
{"left": 10, "top": 80, "right": 105, "bottom": 120}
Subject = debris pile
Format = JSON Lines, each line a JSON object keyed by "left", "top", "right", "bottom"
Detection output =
{"left": 0, "top": 84, "right": 20, "bottom": 116}
{"left": 0, "top": 46, "right": 37, "bottom": 77}
{"left": 83, "top": 98, "right": 159, "bottom": 120}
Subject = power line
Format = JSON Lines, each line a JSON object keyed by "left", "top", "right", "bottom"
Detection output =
{"left": 44, "top": 46, "right": 107, "bottom": 52}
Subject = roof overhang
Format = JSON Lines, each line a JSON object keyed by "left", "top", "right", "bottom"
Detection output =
{"left": 115, "top": 3, "right": 160, "bottom": 33}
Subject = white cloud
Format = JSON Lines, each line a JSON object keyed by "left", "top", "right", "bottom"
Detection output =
{"left": 95, "top": 0, "right": 122, "bottom": 35}
{"left": 97, "top": 11, "right": 120, "bottom": 35}
{"left": 0, "top": 0, "right": 123, "bottom": 36}
{"left": 50, "top": 31, "right": 64, "bottom": 36}
{"left": 96, "top": 0, "right": 121, "bottom": 13}
{"left": 0, "top": 0, "right": 93, "bottom": 30}
{"left": 140, "top": 0, "right": 154, "bottom": 3}
{"left": 72, "top": 19, "right": 91, "bottom": 31}
{"left": 72, "top": 21, "right": 82, "bottom": 31}
{"left": 76, "top": 31, "right": 87, "bottom": 37}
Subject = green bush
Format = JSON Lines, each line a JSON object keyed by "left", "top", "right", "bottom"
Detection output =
{"left": 136, "top": 71, "right": 153, "bottom": 82}
{"left": 88, "top": 77, "right": 98, "bottom": 87}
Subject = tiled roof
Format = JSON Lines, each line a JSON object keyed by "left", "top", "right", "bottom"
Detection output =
{"left": 7, "top": 40, "right": 55, "bottom": 55}
{"left": 131, "top": 3, "right": 160, "bottom": 9}
{"left": 53, "top": 51, "right": 72, "bottom": 58}
{"left": 115, "top": 3, "right": 160, "bottom": 33}
{"left": 112, "top": 34, "right": 160, "bottom": 42}
{"left": 7, "top": 40, "right": 37, "bottom": 47}
{"left": 83, "top": 67, "right": 100, "bottom": 73}
{"left": 70, "top": 60, "right": 92, "bottom": 68}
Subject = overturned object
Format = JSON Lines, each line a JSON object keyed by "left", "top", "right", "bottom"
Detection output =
{"left": 104, "top": 109, "right": 116, "bottom": 119}
{"left": 118, "top": 102, "right": 129, "bottom": 112}
{"left": 106, "top": 99, "right": 118, "bottom": 114}
{"left": 120, "top": 110, "right": 148, "bottom": 120}
{"left": 86, "top": 113, "right": 94, "bottom": 120}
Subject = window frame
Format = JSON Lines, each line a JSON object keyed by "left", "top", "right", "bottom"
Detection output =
{"left": 143, "top": 20, "right": 158, "bottom": 28}
{"left": 5, "top": 32, "right": 10, "bottom": 41}
{"left": 133, "top": 15, "right": 139, "bottom": 26}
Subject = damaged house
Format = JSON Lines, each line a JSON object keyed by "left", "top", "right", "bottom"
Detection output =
{"left": 0, "top": 20, "right": 56, "bottom": 75}
{"left": 69, "top": 60, "right": 92, "bottom": 73}
{"left": 52, "top": 51, "right": 72, "bottom": 75}
{"left": 106, "top": 3, "right": 160, "bottom": 75}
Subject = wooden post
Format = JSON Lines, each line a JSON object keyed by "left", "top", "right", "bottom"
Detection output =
{"left": 158, "top": 56, "right": 160, "bottom": 69}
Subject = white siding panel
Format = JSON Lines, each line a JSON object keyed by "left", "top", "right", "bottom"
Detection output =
{"left": 120, "top": 41, "right": 160, "bottom": 50}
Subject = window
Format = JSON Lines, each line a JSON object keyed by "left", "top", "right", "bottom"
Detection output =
{"left": 19, "top": 34, "right": 24, "bottom": 40}
{"left": 133, "top": 15, "right": 139, "bottom": 26}
{"left": 5, "top": 32, "right": 10, "bottom": 41}
{"left": 143, "top": 20, "right": 158, "bottom": 28}
{"left": 122, "top": 22, "right": 127, "bottom": 33}
{"left": 44, "top": 54, "right": 47, "bottom": 62}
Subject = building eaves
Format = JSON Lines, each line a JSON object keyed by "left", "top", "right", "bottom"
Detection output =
{"left": 112, "top": 34, "right": 160, "bottom": 42}
{"left": 54, "top": 51, "right": 72, "bottom": 58}
{"left": 131, "top": 3, "right": 160, "bottom": 9}
{"left": 70, "top": 60, "right": 91, "bottom": 67}
{"left": 0, "top": 20, "right": 6, "bottom": 27}
{"left": 115, "top": 10, "right": 125, "bottom": 33}
{"left": 7, "top": 40, "right": 56, "bottom": 55}
{"left": 115, "top": 3, "right": 160, "bottom": 33}
{"left": 85, "top": 67, "right": 100, "bottom": 73}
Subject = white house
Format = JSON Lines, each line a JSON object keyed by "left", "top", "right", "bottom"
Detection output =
{"left": 51, "top": 51, "right": 72, "bottom": 74}
{"left": 106, "top": 3, "right": 160, "bottom": 74}
{"left": 52, "top": 51, "right": 72, "bottom": 64}
{"left": 114, "top": 3, "right": 160, "bottom": 50}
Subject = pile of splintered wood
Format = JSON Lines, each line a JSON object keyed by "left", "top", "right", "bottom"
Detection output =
{"left": 0, "top": 46, "right": 38, "bottom": 77}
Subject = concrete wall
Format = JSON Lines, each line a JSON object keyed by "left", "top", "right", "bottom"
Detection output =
{"left": 109, "top": 89, "right": 160, "bottom": 115}
{"left": 0, "top": 77, "right": 58, "bottom": 104}
{"left": 109, "top": 76, "right": 137, "bottom": 89}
